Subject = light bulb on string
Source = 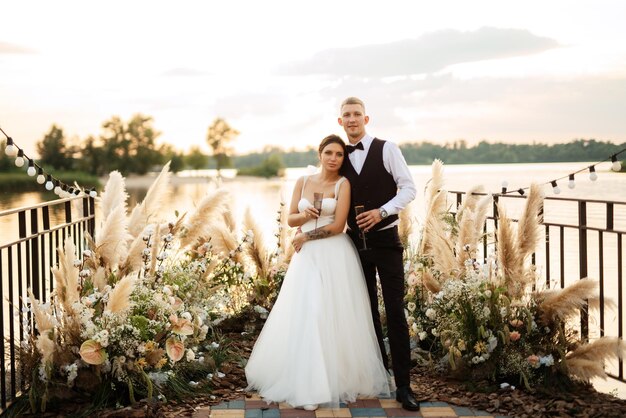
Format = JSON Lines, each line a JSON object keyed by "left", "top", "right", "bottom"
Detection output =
{"left": 36, "top": 167, "right": 45, "bottom": 184}
{"left": 568, "top": 174, "right": 575, "bottom": 189}
{"left": 4, "top": 137, "right": 17, "bottom": 157}
{"left": 89, "top": 188, "right": 97, "bottom": 198}
{"left": 551, "top": 180, "right": 561, "bottom": 194}
{"left": 27, "top": 159, "right": 36, "bottom": 176}
{"left": 53, "top": 180, "right": 61, "bottom": 195}
{"left": 15, "top": 149, "right": 25, "bottom": 167}
{"left": 501, "top": 180, "right": 508, "bottom": 194}
{"left": 611, "top": 155, "right": 622, "bottom": 172}
{"left": 518, "top": 188, "right": 525, "bottom": 196}
{"left": 589, "top": 166, "right": 598, "bottom": 181}
{"left": 44, "top": 175, "right": 54, "bottom": 191}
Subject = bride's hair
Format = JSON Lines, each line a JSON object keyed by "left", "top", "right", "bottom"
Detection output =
{"left": 318, "top": 134, "right": 346, "bottom": 155}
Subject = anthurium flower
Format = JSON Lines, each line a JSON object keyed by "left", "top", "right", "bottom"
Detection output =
{"left": 169, "top": 314, "right": 194, "bottom": 335}
{"left": 79, "top": 339, "right": 107, "bottom": 365}
{"left": 166, "top": 337, "right": 185, "bottom": 362}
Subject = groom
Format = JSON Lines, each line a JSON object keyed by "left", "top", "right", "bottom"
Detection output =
{"left": 338, "top": 97, "right": 419, "bottom": 411}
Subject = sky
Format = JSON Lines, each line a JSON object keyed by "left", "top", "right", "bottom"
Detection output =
{"left": 1, "top": 0, "right": 626, "bottom": 155}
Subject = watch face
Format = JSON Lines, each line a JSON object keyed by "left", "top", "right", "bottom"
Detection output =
{"left": 381, "top": 209, "right": 388, "bottom": 218}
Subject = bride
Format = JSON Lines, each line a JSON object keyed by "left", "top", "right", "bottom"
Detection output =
{"left": 245, "top": 134, "right": 390, "bottom": 410}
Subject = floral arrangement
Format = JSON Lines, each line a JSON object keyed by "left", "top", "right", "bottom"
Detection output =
{"left": 404, "top": 160, "right": 626, "bottom": 389}
{"left": 19, "top": 163, "right": 291, "bottom": 413}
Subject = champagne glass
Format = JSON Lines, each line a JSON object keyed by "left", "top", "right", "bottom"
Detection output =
{"left": 313, "top": 192, "right": 324, "bottom": 231}
{"left": 354, "top": 205, "right": 368, "bottom": 250}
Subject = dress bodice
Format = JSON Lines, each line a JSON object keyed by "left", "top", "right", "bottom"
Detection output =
{"left": 298, "top": 176, "right": 345, "bottom": 233}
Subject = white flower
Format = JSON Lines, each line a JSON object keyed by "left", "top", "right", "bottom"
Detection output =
{"left": 482, "top": 307, "right": 491, "bottom": 317}
{"left": 181, "top": 312, "right": 192, "bottom": 320}
{"left": 487, "top": 335, "right": 498, "bottom": 353}
{"left": 217, "top": 371, "right": 225, "bottom": 378}
{"left": 419, "top": 331, "right": 428, "bottom": 341}
{"left": 407, "top": 302, "right": 416, "bottom": 312}
{"left": 210, "top": 342, "right": 219, "bottom": 349}
{"left": 425, "top": 308, "right": 436, "bottom": 319}
{"left": 186, "top": 349, "right": 195, "bottom": 362}
{"left": 484, "top": 290, "right": 492, "bottom": 298}
{"left": 540, "top": 354, "right": 554, "bottom": 367}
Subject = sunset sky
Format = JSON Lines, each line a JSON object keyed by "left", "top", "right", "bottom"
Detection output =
{"left": 1, "top": 0, "right": 625, "bottom": 155}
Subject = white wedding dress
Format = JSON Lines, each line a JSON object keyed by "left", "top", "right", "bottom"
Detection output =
{"left": 245, "top": 177, "right": 390, "bottom": 408}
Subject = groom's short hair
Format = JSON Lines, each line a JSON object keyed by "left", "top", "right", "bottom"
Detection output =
{"left": 341, "top": 97, "right": 365, "bottom": 112}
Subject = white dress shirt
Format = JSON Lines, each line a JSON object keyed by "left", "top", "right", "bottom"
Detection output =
{"left": 348, "top": 134, "right": 416, "bottom": 228}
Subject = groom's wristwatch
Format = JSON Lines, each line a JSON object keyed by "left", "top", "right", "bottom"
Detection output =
{"left": 379, "top": 207, "right": 388, "bottom": 219}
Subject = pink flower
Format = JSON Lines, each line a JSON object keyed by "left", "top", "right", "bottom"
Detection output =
{"left": 510, "top": 319, "right": 523, "bottom": 328}
{"left": 527, "top": 355, "right": 540, "bottom": 368}
{"left": 79, "top": 339, "right": 107, "bottom": 365}
{"left": 509, "top": 331, "right": 521, "bottom": 342}
{"left": 166, "top": 337, "right": 185, "bottom": 362}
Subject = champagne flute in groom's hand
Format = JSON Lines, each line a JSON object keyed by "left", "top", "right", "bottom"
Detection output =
{"left": 354, "top": 205, "right": 368, "bottom": 250}
{"left": 313, "top": 192, "right": 323, "bottom": 232}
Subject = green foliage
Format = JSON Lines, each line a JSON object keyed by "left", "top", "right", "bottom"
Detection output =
{"left": 37, "top": 125, "right": 74, "bottom": 170}
{"left": 236, "top": 153, "right": 285, "bottom": 178}
{"left": 185, "top": 146, "right": 209, "bottom": 170}
{"left": 0, "top": 171, "right": 100, "bottom": 192}
{"left": 206, "top": 118, "right": 239, "bottom": 175}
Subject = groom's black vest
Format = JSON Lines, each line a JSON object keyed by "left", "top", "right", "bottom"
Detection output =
{"left": 341, "top": 138, "right": 398, "bottom": 232}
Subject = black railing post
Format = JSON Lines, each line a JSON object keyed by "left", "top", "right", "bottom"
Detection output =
{"left": 578, "top": 201, "right": 589, "bottom": 341}
{"left": 30, "top": 208, "right": 40, "bottom": 300}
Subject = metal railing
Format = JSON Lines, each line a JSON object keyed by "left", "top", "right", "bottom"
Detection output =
{"left": 0, "top": 196, "right": 95, "bottom": 411}
{"left": 449, "top": 191, "right": 626, "bottom": 383}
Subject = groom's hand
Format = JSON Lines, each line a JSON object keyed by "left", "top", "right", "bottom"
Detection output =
{"left": 356, "top": 209, "right": 382, "bottom": 232}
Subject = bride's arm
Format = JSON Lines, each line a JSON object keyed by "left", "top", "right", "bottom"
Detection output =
{"left": 293, "top": 180, "right": 350, "bottom": 248}
{"left": 287, "top": 176, "right": 317, "bottom": 228}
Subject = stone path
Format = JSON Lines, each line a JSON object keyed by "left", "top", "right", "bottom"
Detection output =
{"left": 191, "top": 393, "right": 510, "bottom": 418}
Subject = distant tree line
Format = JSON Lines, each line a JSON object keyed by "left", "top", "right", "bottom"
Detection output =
{"left": 231, "top": 139, "right": 626, "bottom": 169}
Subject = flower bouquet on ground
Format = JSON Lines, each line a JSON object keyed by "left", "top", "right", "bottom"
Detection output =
{"left": 15, "top": 163, "right": 291, "bottom": 415}
{"left": 405, "top": 160, "right": 626, "bottom": 391}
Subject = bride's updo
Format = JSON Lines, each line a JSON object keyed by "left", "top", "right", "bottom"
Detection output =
{"left": 318, "top": 134, "right": 346, "bottom": 154}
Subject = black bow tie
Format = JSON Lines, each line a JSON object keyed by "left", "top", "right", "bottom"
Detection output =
{"left": 346, "top": 142, "right": 364, "bottom": 154}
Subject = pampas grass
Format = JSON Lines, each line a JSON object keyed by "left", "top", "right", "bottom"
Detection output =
{"left": 496, "top": 203, "right": 525, "bottom": 298}
{"left": 420, "top": 159, "right": 447, "bottom": 254}
{"left": 98, "top": 171, "right": 128, "bottom": 219}
{"left": 421, "top": 270, "right": 442, "bottom": 294}
{"left": 104, "top": 275, "right": 135, "bottom": 314}
{"left": 28, "top": 291, "right": 55, "bottom": 333}
{"left": 537, "top": 278, "right": 598, "bottom": 325}
{"left": 180, "top": 190, "right": 231, "bottom": 249}
{"left": 243, "top": 208, "right": 270, "bottom": 277}
{"left": 399, "top": 202, "right": 415, "bottom": 248}
{"left": 51, "top": 239, "right": 81, "bottom": 313}
{"left": 517, "top": 183, "right": 544, "bottom": 261}
{"left": 95, "top": 205, "right": 129, "bottom": 270}
{"left": 566, "top": 337, "right": 626, "bottom": 380}
{"left": 127, "top": 162, "right": 171, "bottom": 238}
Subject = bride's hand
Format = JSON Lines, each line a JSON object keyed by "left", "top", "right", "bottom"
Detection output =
{"left": 292, "top": 232, "right": 307, "bottom": 252}
{"left": 303, "top": 207, "right": 319, "bottom": 220}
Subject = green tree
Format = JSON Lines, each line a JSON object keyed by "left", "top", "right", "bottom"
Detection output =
{"left": 97, "top": 114, "right": 162, "bottom": 175}
{"left": 37, "top": 125, "right": 73, "bottom": 170}
{"left": 206, "top": 118, "right": 239, "bottom": 177}
{"left": 186, "top": 146, "right": 209, "bottom": 170}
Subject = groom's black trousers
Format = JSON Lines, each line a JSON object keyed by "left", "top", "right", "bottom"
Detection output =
{"left": 348, "top": 226, "right": 411, "bottom": 389}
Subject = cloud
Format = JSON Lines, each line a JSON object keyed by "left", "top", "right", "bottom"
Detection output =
{"left": 213, "top": 94, "right": 286, "bottom": 118}
{"left": 318, "top": 74, "right": 626, "bottom": 143}
{"left": 0, "top": 41, "right": 35, "bottom": 54}
{"left": 279, "top": 27, "right": 560, "bottom": 77}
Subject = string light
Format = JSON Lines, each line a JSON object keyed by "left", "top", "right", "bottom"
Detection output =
{"left": 2, "top": 127, "right": 98, "bottom": 198}
{"left": 589, "top": 166, "right": 598, "bottom": 181}
{"left": 4, "top": 137, "right": 17, "bottom": 157}
{"left": 611, "top": 155, "right": 622, "bottom": 172}
{"left": 15, "top": 149, "right": 25, "bottom": 167}
{"left": 501, "top": 180, "right": 508, "bottom": 194}
{"left": 44, "top": 175, "right": 54, "bottom": 191}
{"left": 517, "top": 188, "right": 525, "bottom": 196}
{"left": 27, "top": 159, "right": 36, "bottom": 176}
{"left": 568, "top": 174, "right": 575, "bottom": 189}
{"left": 36, "top": 167, "right": 46, "bottom": 184}
{"left": 551, "top": 180, "right": 561, "bottom": 194}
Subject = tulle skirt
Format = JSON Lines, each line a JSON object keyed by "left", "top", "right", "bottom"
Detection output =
{"left": 245, "top": 233, "right": 390, "bottom": 408}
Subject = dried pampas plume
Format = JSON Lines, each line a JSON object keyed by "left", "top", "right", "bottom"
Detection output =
{"left": 537, "top": 278, "right": 597, "bottom": 325}
{"left": 28, "top": 291, "right": 55, "bottom": 333}
{"left": 496, "top": 203, "right": 524, "bottom": 298}
{"left": 105, "top": 275, "right": 135, "bottom": 314}
{"left": 420, "top": 159, "right": 447, "bottom": 254}
{"left": 566, "top": 337, "right": 626, "bottom": 381}
{"left": 180, "top": 190, "right": 231, "bottom": 248}
{"left": 98, "top": 171, "right": 128, "bottom": 219}
{"left": 398, "top": 202, "right": 415, "bottom": 248}
{"left": 51, "top": 239, "right": 80, "bottom": 313}
{"left": 422, "top": 270, "right": 442, "bottom": 294}
{"left": 127, "top": 162, "right": 171, "bottom": 238}
{"left": 96, "top": 205, "right": 129, "bottom": 270}
{"left": 517, "top": 183, "right": 544, "bottom": 261}
{"left": 243, "top": 208, "right": 269, "bottom": 277}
